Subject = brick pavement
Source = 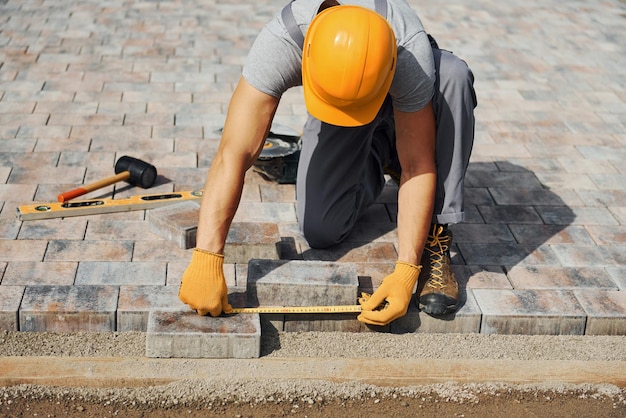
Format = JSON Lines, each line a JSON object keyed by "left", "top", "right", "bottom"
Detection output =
{"left": 0, "top": 0, "right": 625, "bottom": 338}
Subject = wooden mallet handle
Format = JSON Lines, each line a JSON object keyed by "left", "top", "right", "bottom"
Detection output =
{"left": 57, "top": 171, "right": 130, "bottom": 202}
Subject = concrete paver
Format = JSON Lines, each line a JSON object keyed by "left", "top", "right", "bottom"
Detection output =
{"left": 147, "top": 201, "right": 201, "bottom": 249}
{"left": 19, "top": 285, "right": 118, "bottom": 332}
{"left": 117, "top": 285, "right": 180, "bottom": 332}
{"left": 0, "top": 285, "right": 23, "bottom": 331}
{"left": 473, "top": 289, "right": 588, "bottom": 335}
{"left": 246, "top": 260, "right": 358, "bottom": 307}
{"left": 0, "top": 0, "right": 625, "bottom": 340}
{"left": 146, "top": 309, "right": 261, "bottom": 358}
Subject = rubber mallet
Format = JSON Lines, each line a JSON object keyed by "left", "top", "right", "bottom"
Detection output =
{"left": 57, "top": 156, "right": 158, "bottom": 202}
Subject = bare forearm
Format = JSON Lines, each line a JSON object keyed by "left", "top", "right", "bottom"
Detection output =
{"left": 396, "top": 171, "right": 435, "bottom": 266}
{"left": 193, "top": 77, "right": 279, "bottom": 254}
{"left": 195, "top": 155, "right": 246, "bottom": 254}
{"left": 393, "top": 104, "right": 437, "bottom": 266}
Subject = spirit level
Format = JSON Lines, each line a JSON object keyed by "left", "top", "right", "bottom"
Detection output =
{"left": 17, "top": 190, "right": 204, "bottom": 221}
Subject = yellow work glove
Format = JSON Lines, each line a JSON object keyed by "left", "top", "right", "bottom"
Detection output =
{"left": 178, "top": 248, "right": 233, "bottom": 316}
{"left": 357, "top": 261, "right": 421, "bottom": 326}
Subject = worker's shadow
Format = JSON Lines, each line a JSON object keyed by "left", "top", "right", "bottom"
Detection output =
{"left": 261, "top": 161, "right": 576, "bottom": 336}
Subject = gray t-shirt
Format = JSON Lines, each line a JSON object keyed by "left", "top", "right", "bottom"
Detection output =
{"left": 242, "top": 0, "right": 435, "bottom": 113}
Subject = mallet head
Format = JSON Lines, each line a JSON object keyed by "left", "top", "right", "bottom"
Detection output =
{"left": 114, "top": 156, "right": 157, "bottom": 188}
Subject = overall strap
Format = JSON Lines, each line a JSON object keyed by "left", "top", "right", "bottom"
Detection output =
{"left": 281, "top": 0, "right": 388, "bottom": 49}
{"left": 281, "top": 2, "right": 304, "bottom": 49}
{"left": 374, "top": 0, "right": 387, "bottom": 19}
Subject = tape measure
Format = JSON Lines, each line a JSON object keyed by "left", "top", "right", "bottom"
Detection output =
{"left": 231, "top": 305, "right": 363, "bottom": 314}
{"left": 16, "top": 190, "right": 204, "bottom": 221}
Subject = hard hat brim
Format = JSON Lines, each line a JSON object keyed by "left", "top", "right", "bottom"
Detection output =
{"left": 303, "top": 64, "right": 394, "bottom": 127}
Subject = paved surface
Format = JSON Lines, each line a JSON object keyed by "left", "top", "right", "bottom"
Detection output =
{"left": 0, "top": 0, "right": 625, "bottom": 336}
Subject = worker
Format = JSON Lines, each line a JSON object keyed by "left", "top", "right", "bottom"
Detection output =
{"left": 179, "top": 0, "right": 477, "bottom": 326}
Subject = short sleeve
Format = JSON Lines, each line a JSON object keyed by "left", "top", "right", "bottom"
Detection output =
{"left": 242, "top": 20, "right": 303, "bottom": 98}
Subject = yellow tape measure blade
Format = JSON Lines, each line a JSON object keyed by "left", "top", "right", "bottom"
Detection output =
{"left": 231, "top": 305, "right": 363, "bottom": 314}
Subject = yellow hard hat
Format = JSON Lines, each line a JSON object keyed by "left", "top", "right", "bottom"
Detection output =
{"left": 302, "top": 5, "right": 397, "bottom": 127}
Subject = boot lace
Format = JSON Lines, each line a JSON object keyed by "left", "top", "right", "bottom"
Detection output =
{"left": 424, "top": 225, "right": 450, "bottom": 290}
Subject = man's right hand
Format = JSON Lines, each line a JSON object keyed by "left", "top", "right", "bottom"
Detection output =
{"left": 178, "top": 248, "right": 233, "bottom": 316}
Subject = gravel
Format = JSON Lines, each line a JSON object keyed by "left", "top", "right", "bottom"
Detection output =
{"left": 1, "top": 330, "right": 625, "bottom": 361}
{"left": 1, "top": 330, "right": 624, "bottom": 409}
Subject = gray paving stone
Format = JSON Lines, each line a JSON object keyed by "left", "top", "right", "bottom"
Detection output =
{"left": 85, "top": 219, "right": 154, "bottom": 241}
{"left": 449, "top": 223, "right": 516, "bottom": 244}
{"left": 454, "top": 265, "right": 512, "bottom": 290}
{"left": 355, "top": 261, "right": 396, "bottom": 293}
{"left": 462, "top": 205, "right": 486, "bottom": 224}
{"left": 44, "top": 240, "right": 134, "bottom": 262}
{"left": 577, "top": 145, "right": 626, "bottom": 162}
{"left": 117, "top": 285, "right": 180, "bottom": 332}
{"left": 224, "top": 222, "right": 281, "bottom": 264}
{"left": 609, "top": 207, "right": 626, "bottom": 225}
{"left": 464, "top": 187, "right": 495, "bottom": 206}
{"left": 75, "top": 261, "right": 166, "bottom": 286}
{"left": 494, "top": 158, "right": 565, "bottom": 173}
{"left": 558, "top": 157, "right": 620, "bottom": 174}
{"left": 132, "top": 241, "right": 189, "bottom": 262}
{"left": 574, "top": 290, "right": 626, "bottom": 335}
{"left": 19, "top": 285, "right": 118, "bottom": 332}
{"left": 458, "top": 242, "right": 560, "bottom": 266}
{"left": 302, "top": 242, "right": 398, "bottom": 263}
{"left": 147, "top": 201, "right": 201, "bottom": 249}
{"left": 0, "top": 185, "right": 38, "bottom": 203}
{"left": 471, "top": 143, "right": 532, "bottom": 159}
{"left": 589, "top": 173, "right": 626, "bottom": 191}
{"left": 577, "top": 189, "right": 626, "bottom": 207}
{"left": 259, "top": 183, "right": 296, "bottom": 203}
{"left": 585, "top": 225, "right": 626, "bottom": 245}
{"left": 232, "top": 202, "right": 297, "bottom": 223}
{"left": 551, "top": 244, "right": 626, "bottom": 267}
{"left": 147, "top": 201, "right": 280, "bottom": 261}
{"left": 146, "top": 309, "right": 261, "bottom": 358}
{"left": 477, "top": 205, "right": 543, "bottom": 224}
{"left": 465, "top": 171, "right": 542, "bottom": 189}
{"left": 246, "top": 259, "right": 361, "bottom": 332}
{"left": 17, "top": 218, "right": 88, "bottom": 240}
{"left": 606, "top": 267, "right": 626, "bottom": 290}
{"left": 508, "top": 225, "right": 596, "bottom": 245}
{"left": 534, "top": 173, "right": 598, "bottom": 190}
{"left": 0, "top": 167, "right": 11, "bottom": 183}
{"left": 473, "top": 289, "right": 587, "bottom": 335}
{"left": 488, "top": 188, "right": 579, "bottom": 206}
{"left": 506, "top": 266, "right": 619, "bottom": 290}
{"left": 0, "top": 239, "right": 48, "bottom": 262}
{"left": 390, "top": 289, "right": 482, "bottom": 334}
{"left": 0, "top": 286, "right": 24, "bottom": 331}
{"left": 2, "top": 261, "right": 77, "bottom": 285}
{"left": 284, "top": 313, "right": 362, "bottom": 333}
{"left": 246, "top": 260, "right": 359, "bottom": 308}
{"left": 536, "top": 206, "right": 619, "bottom": 226}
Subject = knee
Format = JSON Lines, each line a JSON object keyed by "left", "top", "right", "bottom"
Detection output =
{"left": 438, "top": 53, "right": 477, "bottom": 108}
{"left": 439, "top": 53, "right": 475, "bottom": 91}
{"left": 300, "top": 215, "right": 351, "bottom": 249}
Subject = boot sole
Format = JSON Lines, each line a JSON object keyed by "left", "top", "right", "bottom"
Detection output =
{"left": 417, "top": 295, "right": 458, "bottom": 316}
{"left": 419, "top": 302, "right": 458, "bottom": 316}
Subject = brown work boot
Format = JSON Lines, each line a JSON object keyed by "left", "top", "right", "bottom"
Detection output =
{"left": 417, "top": 224, "right": 459, "bottom": 315}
